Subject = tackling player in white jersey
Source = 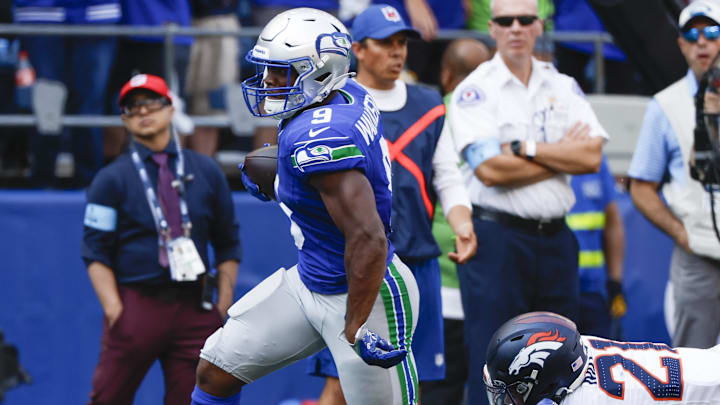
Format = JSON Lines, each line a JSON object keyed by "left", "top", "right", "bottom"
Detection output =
{"left": 483, "top": 311, "right": 720, "bottom": 405}
{"left": 189, "top": 8, "right": 420, "bottom": 405}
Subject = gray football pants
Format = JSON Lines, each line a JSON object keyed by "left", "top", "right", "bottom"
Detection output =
{"left": 670, "top": 246, "right": 720, "bottom": 348}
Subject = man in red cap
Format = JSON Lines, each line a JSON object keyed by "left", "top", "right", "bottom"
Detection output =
{"left": 117, "top": 74, "right": 174, "bottom": 151}
{"left": 81, "top": 74, "right": 241, "bottom": 405}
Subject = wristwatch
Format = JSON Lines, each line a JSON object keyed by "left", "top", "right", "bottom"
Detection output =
{"left": 525, "top": 140, "right": 536, "bottom": 161}
{"left": 510, "top": 140, "right": 522, "bottom": 157}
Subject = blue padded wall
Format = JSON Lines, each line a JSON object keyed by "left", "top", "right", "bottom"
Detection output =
{"left": 0, "top": 190, "right": 672, "bottom": 404}
{"left": 0, "top": 191, "right": 321, "bottom": 405}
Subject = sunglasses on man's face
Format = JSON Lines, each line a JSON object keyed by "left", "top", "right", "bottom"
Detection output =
{"left": 682, "top": 25, "right": 720, "bottom": 43}
{"left": 492, "top": 15, "right": 538, "bottom": 27}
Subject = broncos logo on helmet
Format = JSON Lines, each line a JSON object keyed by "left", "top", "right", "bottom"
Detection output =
{"left": 509, "top": 330, "right": 566, "bottom": 375}
{"left": 484, "top": 312, "right": 588, "bottom": 405}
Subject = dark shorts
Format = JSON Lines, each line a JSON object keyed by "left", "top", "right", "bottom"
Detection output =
{"left": 419, "top": 318, "right": 468, "bottom": 405}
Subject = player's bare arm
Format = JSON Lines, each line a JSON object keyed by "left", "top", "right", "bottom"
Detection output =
{"left": 630, "top": 179, "right": 690, "bottom": 251}
{"left": 530, "top": 122, "right": 603, "bottom": 174}
{"left": 309, "top": 169, "right": 388, "bottom": 343}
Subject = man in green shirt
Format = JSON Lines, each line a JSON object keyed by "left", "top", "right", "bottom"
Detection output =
{"left": 421, "top": 37, "right": 490, "bottom": 405}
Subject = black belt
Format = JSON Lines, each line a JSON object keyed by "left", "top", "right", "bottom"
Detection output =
{"left": 472, "top": 206, "right": 566, "bottom": 236}
{"left": 127, "top": 280, "right": 202, "bottom": 302}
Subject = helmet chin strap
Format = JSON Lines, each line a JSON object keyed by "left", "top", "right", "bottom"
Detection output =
{"left": 332, "top": 71, "right": 356, "bottom": 89}
{"left": 554, "top": 343, "right": 590, "bottom": 401}
{"left": 264, "top": 93, "right": 304, "bottom": 119}
{"left": 262, "top": 97, "right": 288, "bottom": 118}
{"left": 565, "top": 359, "right": 589, "bottom": 393}
{"left": 314, "top": 72, "right": 356, "bottom": 102}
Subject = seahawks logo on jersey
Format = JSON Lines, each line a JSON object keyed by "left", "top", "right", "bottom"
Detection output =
{"left": 508, "top": 330, "right": 566, "bottom": 375}
{"left": 291, "top": 142, "right": 364, "bottom": 172}
{"left": 293, "top": 144, "right": 332, "bottom": 171}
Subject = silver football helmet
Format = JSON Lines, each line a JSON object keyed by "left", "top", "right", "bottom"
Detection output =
{"left": 242, "top": 8, "right": 352, "bottom": 119}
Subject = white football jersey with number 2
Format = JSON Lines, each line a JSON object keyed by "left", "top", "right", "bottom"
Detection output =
{"left": 562, "top": 336, "right": 720, "bottom": 405}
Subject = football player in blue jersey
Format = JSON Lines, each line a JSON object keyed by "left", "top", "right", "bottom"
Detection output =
{"left": 307, "top": 5, "right": 478, "bottom": 405}
{"left": 190, "top": 8, "right": 420, "bottom": 405}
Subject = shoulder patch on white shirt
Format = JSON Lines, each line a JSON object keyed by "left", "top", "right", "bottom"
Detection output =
{"left": 84, "top": 203, "right": 117, "bottom": 231}
{"left": 456, "top": 85, "right": 485, "bottom": 107}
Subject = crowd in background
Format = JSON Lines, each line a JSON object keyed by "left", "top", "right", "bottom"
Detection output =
{"left": 0, "top": 0, "right": 654, "bottom": 189}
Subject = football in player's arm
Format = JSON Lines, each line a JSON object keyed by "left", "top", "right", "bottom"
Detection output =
{"left": 190, "top": 8, "right": 420, "bottom": 405}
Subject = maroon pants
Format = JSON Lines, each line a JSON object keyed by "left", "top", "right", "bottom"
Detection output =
{"left": 88, "top": 284, "right": 223, "bottom": 405}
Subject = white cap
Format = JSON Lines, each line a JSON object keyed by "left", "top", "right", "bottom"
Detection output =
{"left": 679, "top": 0, "right": 720, "bottom": 30}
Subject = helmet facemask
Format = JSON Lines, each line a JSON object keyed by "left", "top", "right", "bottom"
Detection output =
{"left": 241, "top": 9, "right": 352, "bottom": 120}
{"left": 242, "top": 53, "right": 311, "bottom": 119}
{"left": 484, "top": 364, "right": 535, "bottom": 405}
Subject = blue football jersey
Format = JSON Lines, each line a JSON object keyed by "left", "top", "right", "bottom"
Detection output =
{"left": 275, "top": 80, "right": 395, "bottom": 294}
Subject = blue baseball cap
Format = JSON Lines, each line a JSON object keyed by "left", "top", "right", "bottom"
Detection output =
{"left": 352, "top": 4, "right": 420, "bottom": 42}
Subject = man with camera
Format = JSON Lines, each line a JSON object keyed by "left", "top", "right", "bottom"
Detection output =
{"left": 629, "top": 0, "right": 720, "bottom": 349}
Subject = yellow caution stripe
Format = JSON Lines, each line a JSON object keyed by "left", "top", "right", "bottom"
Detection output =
{"left": 566, "top": 212, "right": 606, "bottom": 231}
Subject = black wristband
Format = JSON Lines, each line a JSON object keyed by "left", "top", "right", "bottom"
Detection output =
{"left": 607, "top": 279, "right": 622, "bottom": 298}
{"left": 510, "top": 140, "right": 522, "bottom": 157}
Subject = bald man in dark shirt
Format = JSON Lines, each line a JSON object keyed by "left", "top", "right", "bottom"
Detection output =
{"left": 440, "top": 39, "right": 491, "bottom": 96}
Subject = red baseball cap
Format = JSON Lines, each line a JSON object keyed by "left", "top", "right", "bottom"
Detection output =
{"left": 117, "top": 74, "right": 172, "bottom": 107}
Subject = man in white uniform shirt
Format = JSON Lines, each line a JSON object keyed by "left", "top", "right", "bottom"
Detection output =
{"left": 446, "top": 0, "right": 607, "bottom": 403}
